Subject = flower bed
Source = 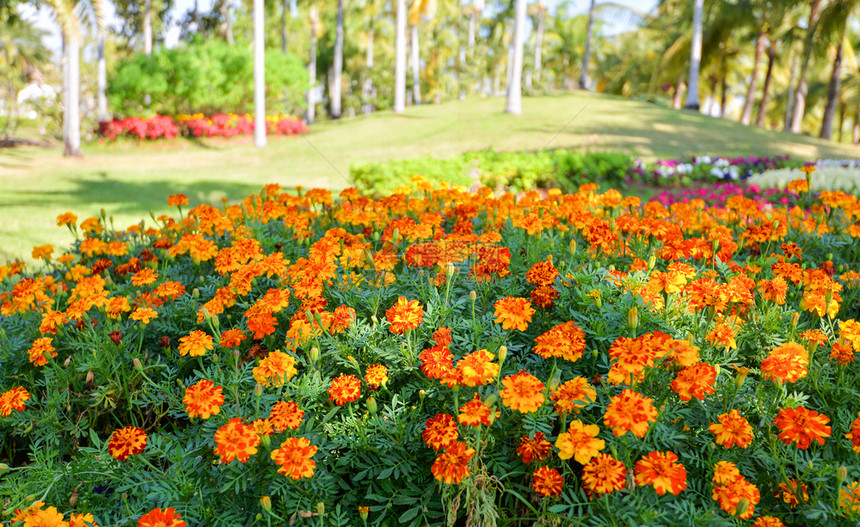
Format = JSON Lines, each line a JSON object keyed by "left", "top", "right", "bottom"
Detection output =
{"left": 630, "top": 155, "right": 799, "bottom": 185}
{"left": 97, "top": 114, "right": 308, "bottom": 141}
{"left": 2, "top": 180, "right": 860, "bottom": 526}
{"left": 748, "top": 163, "right": 860, "bottom": 194}
{"left": 650, "top": 182, "right": 803, "bottom": 209}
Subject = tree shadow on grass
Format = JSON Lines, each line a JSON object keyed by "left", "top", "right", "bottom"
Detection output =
{"left": 0, "top": 175, "right": 266, "bottom": 217}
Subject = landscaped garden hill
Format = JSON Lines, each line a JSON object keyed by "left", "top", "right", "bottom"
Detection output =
{"left": 2, "top": 176, "right": 860, "bottom": 526}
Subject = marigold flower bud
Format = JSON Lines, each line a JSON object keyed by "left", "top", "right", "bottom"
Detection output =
{"left": 569, "top": 239, "right": 577, "bottom": 254}
{"left": 483, "top": 393, "right": 497, "bottom": 407}
{"left": 133, "top": 358, "right": 143, "bottom": 370}
{"left": 790, "top": 312, "right": 799, "bottom": 330}
{"left": 0, "top": 463, "right": 9, "bottom": 475}
{"left": 63, "top": 356, "right": 72, "bottom": 368}
{"left": 498, "top": 346, "right": 507, "bottom": 364}
{"left": 69, "top": 487, "right": 78, "bottom": 507}
{"left": 838, "top": 466, "right": 848, "bottom": 482}
{"left": 418, "top": 390, "right": 426, "bottom": 400}
{"left": 260, "top": 496, "right": 272, "bottom": 512}
{"left": 392, "top": 228, "right": 401, "bottom": 245}
{"left": 627, "top": 307, "right": 638, "bottom": 331}
{"left": 309, "top": 347, "right": 320, "bottom": 363}
{"left": 85, "top": 370, "right": 94, "bottom": 385}
{"left": 446, "top": 263, "right": 456, "bottom": 279}
{"left": 733, "top": 498, "right": 750, "bottom": 517}
{"left": 358, "top": 506, "right": 369, "bottom": 521}
{"left": 254, "top": 383, "right": 263, "bottom": 397}
{"left": 367, "top": 396, "right": 378, "bottom": 415}
{"left": 192, "top": 288, "right": 200, "bottom": 298}
{"left": 647, "top": 253, "right": 656, "bottom": 271}
{"left": 550, "top": 373, "right": 561, "bottom": 391}
{"left": 316, "top": 502, "right": 325, "bottom": 516}
{"left": 470, "top": 291, "right": 476, "bottom": 301}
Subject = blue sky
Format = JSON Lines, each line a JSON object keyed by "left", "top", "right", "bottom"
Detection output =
{"left": 21, "top": 0, "right": 658, "bottom": 60}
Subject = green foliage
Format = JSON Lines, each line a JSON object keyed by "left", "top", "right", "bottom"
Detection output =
{"left": 108, "top": 39, "right": 309, "bottom": 116}
{"left": 350, "top": 150, "right": 635, "bottom": 195}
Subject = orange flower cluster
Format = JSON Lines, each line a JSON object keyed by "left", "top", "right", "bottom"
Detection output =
{"left": 774, "top": 406, "right": 831, "bottom": 449}
{"left": 327, "top": 374, "right": 361, "bottom": 405}
{"left": 670, "top": 362, "right": 716, "bottom": 401}
{"left": 534, "top": 321, "right": 586, "bottom": 362}
{"left": 634, "top": 450, "right": 687, "bottom": 495}
{"left": 581, "top": 453, "right": 627, "bottom": 496}
{"left": 603, "top": 389, "right": 657, "bottom": 437}
{"left": 252, "top": 350, "right": 298, "bottom": 387}
{"left": 431, "top": 441, "right": 475, "bottom": 484}
{"left": 709, "top": 409, "right": 754, "bottom": 449}
{"left": 214, "top": 418, "right": 260, "bottom": 463}
{"left": 500, "top": 370, "right": 545, "bottom": 413}
{"left": 517, "top": 432, "right": 553, "bottom": 463}
{"left": 711, "top": 461, "right": 760, "bottom": 519}
{"left": 0, "top": 386, "right": 30, "bottom": 417}
{"left": 11, "top": 501, "right": 104, "bottom": 527}
{"left": 458, "top": 394, "right": 493, "bottom": 427}
{"left": 138, "top": 507, "right": 186, "bottom": 527}
{"left": 183, "top": 379, "right": 224, "bottom": 419}
{"left": 177, "top": 330, "right": 213, "bottom": 357}
{"left": 268, "top": 401, "right": 305, "bottom": 431}
{"left": 385, "top": 297, "right": 424, "bottom": 334}
{"left": 423, "top": 413, "right": 458, "bottom": 450}
{"left": 532, "top": 466, "right": 564, "bottom": 496}
{"left": 271, "top": 437, "right": 318, "bottom": 480}
{"left": 761, "top": 342, "right": 808, "bottom": 384}
{"left": 364, "top": 364, "right": 388, "bottom": 388}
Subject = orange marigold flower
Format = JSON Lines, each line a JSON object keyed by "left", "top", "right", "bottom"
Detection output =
{"left": 801, "top": 329, "right": 829, "bottom": 348}
{"left": 712, "top": 460, "right": 742, "bottom": 484}
{"left": 27, "top": 337, "right": 56, "bottom": 366}
{"left": 534, "top": 321, "right": 586, "bottom": 362}
{"left": 841, "top": 481, "right": 860, "bottom": 514}
{"left": 183, "top": 379, "right": 224, "bottom": 419}
{"left": 670, "top": 363, "right": 716, "bottom": 401}
{"left": 328, "top": 373, "right": 361, "bottom": 405}
{"left": 776, "top": 479, "right": 809, "bottom": 509}
{"left": 634, "top": 450, "right": 687, "bottom": 495}
{"left": 0, "top": 386, "right": 30, "bottom": 417}
{"left": 269, "top": 401, "right": 305, "bottom": 431}
{"left": 431, "top": 441, "right": 475, "bottom": 484}
{"left": 758, "top": 276, "right": 788, "bottom": 304}
{"left": 252, "top": 418, "right": 274, "bottom": 437}
{"left": 761, "top": 342, "right": 808, "bottom": 384}
{"left": 517, "top": 432, "right": 553, "bottom": 463}
{"left": 526, "top": 259, "right": 559, "bottom": 286}
{"left": 177, "top": 330, "right": 213, "bottom": 357}
{"left": 167, "top": 193, "right": 190, "bottom": 207}
{"left": 131, "top": 268, "right": 158, "bottom": 287}
{"left": 455, "top": 349, "right": 500, "bottom": 387}
{"left": 458, "top": 393, "right": 493, "bottom": 427}
{"left": 271, "top": 436, "right": 318, "bottom": 480}
{"left": 752, "top": 517, "right": 785, "bottom": 527}
{"left": 253, "top": 350, "right": 298, "bottom": 387}
{"left": 420, "top": 345, "right": 454, "bottom": 379}
{"left": 603, "top": 389, "right": 658, "bottom": 438}
{"left": 493, "top": 296, "right": 534, "bottom": 331}
{"left": 555, "top": 420, "right": 605, "bottom": 464}
{"left": 432, "top": 326, "right": 452, "bottom": 347}
{"left": 712, "top": 475, "right": 760, "bottom": 519}
{"left": 705, "top": 322, "right": 737, "bottom": 350}
{"left": 69, "top": 513, "right": 99, "bottom": 527}
{"left": 330, "top": 305, "right": 355, "bottom": 333}
{"left": 500, "top": 370, "right": 546, "bottom": 413}
{"left": 709, "top": 409, "right": 754, "bottom": 449}
{"left": 129, "top": 307, "right": 158, "bottom": 324}
{"left": 138, "top": 508, "right": 186, "bottom": 527}
{"left": 787, "top": 178, "right": 809, "bottom": 193}
{"left": 219, "top": 328, "right": 246, "bottom": 348}
{"left": 423, "top": 413, "right": 458, "bottom": 450}
{"left": 385, "top": 297, "right": 424, "bottom": 334}
{"left": 551, "top": 377, "right": 596, "bottom": 414}
{"left": 56, "top": 211, "right": 78, "bottom": 227}
{"left": 365, "top": 364, "right": 389, "bottom": 388}
{"left": 581, "top": 454, "right": 626, "bottom": 496}
{"left": 533, "top": 466, "right": 564, "bottom": 497}
{"left": 31, "top": 244, "right": 53, "bottom": 261}
{"left": 530, "top": 285, "right": 560, "bottom": 309}
{"left": 214, "top": 418, "right": 260, "bottom": 463}
{"left": 846, "top": 417, "right": 860, "bottom": 454}
{"left": 830, "top": 341, "right": 854, "bottom": 366}
{"left": 774, "top": 406, "right": 831, "bottom": 449}
{"left": 108, "top": 426, "right": 148, "bottom": 461}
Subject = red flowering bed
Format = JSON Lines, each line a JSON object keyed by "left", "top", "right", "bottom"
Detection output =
{"left": 96, "top": 114, "right": 308, "bottom": 141}
{"left": 2, "top": 179, "right": 860, "bottom": 526}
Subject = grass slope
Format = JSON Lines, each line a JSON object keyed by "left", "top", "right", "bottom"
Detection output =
{"left": 1, "top": 92, "right": 858, "bottom": 264}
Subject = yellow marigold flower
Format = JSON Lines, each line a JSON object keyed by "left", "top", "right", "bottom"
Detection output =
{"left": 555, "top": 420, "right": 605, "bottom": 464}
{"left": 31, "top": 244, "right": 53, "bottom": 261}
{"left": 130, "top": 307, "right": 158, "bottom": 325}
{"left": 177, "top": 330, "right": 213, "bottom": 357}
{"left": 493, "top": 296, "right": 534, "bottom": 331}
{"left": 500, "top": 370, "right": 545, "bottom": 413}
{"left": 253, "top": 350, "right": 298, "bottom": 387}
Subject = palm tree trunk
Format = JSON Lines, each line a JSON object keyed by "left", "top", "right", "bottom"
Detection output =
{"left": 394, "top": 0, "right": 407, "bottom": 112}
{"left": 838, "top": 101, "right": 845, "bottom": 142}
{"left": 534, "top": 5, "right": 544, "bottom": 86}
{"left": 819, "top": 34, "right": 844, "bottom": 140}
{"left": 144, "top": 0, "right": 152, "bottom": 55}
{"left": 684, "top": 0, "right": 703, "bottom": 110}
{"left": 307, "top": 5, "right": 318, "bottom": 123}
{"left": 580, "top": 0, "right": 595, "bottom": 90}
{"left": 281, "top": 0, "right": 288, "bottom": 53}
{"left": 457, "top": 14, "right": 465, "bottom": 100}
{"left": 719, "top": 71, "right": 727, "bottom": 118}
{"left": 493, "top": 62, "right": 501, "bottom": 95}
{"left": 706, "top": 77, "right": 716, "bottom": 115}
{"left": 364, "top": 17, "right": 374, "bottom": 112}
{"left": 784, "top": 50, "right": 797, "bottom": 131}
{"left": 331, "top": 0, "right": 344, "bottom": 118}
{"left": 64, "top": 27, "right": 81, "bottom": 156}
{"left": 505, "top": 0, "right": 526, "bottom": 115}
{"left": 741, "top": 32, "right": 765, "bottom": 125}
{"left": 410, "top": 24, "right": 421, "bottom": 105}
{"left": 223, "top": 0, "right": 234, "bottom": 44}
{"left": 98, "top": 31, "right": 107, "bottom": 122}
{"left": 254, "top": 0, "right": 266, "bottom": 147}
{"left": 756, "top": 39, "right": 775, "bottom": 127}
{"left": 672, "top": 77, "right": 683, "bottom": 109}
{"left": 789, "top": 0, "right": 822, "bottom": 134}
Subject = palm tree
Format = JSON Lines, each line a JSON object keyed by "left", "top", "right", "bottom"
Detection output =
{"left": 505, "top": 0, "right": 525, "bottom": 114}
{"left": 684, "top": 0, "right": 703, "bottom": 110}
{"left": 394, "top": 0, "right": 407, "bottom": 112}
{"left": 330, "top": 0, "right": 344, "bottom": 118}
{"left": 48, "top": 0, "right": 106, "bottom": 156}
{"left": 580, "top": 0, "right": 596, "bottom": 90}
{"left": 97, "top": 28, "right": 107, "bottom": 121}
{"left": 0, "top": 16, "right": 50, "bottom": 137}
{"left": 787, "top": 0, "right": 822, "bottom": 133}
{"left": 817, "top": 0, "right": 860, "bottom": 139}
{"left": 409, "top": 0, "right": 435, "bottom": 105}
{"left": 254, "top": 0, "right": 266, "bottom": 146}
{"left": 143, "top": 0, "right": 152, "bottom": 55}
{"left": 307, "top": 4, "right": 320, "bottom": 122}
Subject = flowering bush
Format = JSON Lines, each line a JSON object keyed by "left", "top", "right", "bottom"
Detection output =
{"left": 630, "top": 155, "right": 799, "bottom": 185}
{"left": 3, "top": 179, "right": 860, "bottom": 526}
{"left": 97, "top": 114, "right": 308, "bottom": 141}
{"left": 748, "top": 163, "right": 860, "bottom": 194}
{"left": 651, "top": 182, "right": 803, "bottom": 209}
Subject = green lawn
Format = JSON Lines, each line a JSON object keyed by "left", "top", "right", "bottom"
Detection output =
{"left": 2, "top": 92, "right": 859, "bottom": 265}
